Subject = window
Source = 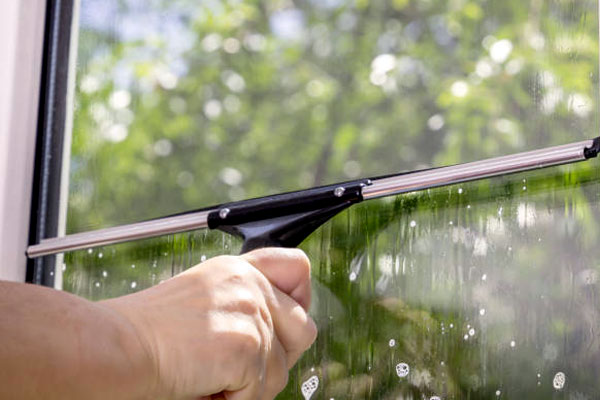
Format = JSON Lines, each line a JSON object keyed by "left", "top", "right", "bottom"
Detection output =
{"left": 30, "top": 0, "right": 600, "bottom": 398}
{"left": 69, "top": 0, "right": 598, "bottom": 231}
{"left": 62, "top": 165, "right": 600, "bottom": 398}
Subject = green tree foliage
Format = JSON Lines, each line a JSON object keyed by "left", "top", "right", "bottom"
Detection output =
{"left": 70, "top": 0, "right": 598, "bottom": 231}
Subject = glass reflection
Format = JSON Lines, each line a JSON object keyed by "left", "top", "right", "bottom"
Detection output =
{"left": 290, "top": 162, "right": 600, "bottom": 399}
{"left": 62, "top": 230, "right": 241, "bottom": 300}
{"left": 62, "top": 162, "right": 600, "bottom": 398}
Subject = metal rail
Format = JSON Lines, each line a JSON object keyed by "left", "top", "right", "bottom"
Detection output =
{"left": 362, "top": 139, "right": 593, "bottom": 199}
{"left": 27, "top": 139, "right": 596, "bottom": 258}
{"left": 27, "top": 211, "right": 211, "bottom": 258}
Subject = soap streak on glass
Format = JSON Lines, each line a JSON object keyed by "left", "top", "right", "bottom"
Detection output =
{"left": 58, "top": 164, "right": 600, "bottom": 399}
{"left": 290, "top": 164, "right": 600, "bottom": 399}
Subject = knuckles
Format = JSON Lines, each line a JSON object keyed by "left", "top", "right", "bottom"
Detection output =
{"left": 218, "top": 324, "right": 268, "bottom": 388}
{"left": 232, "top": 328, "right": 264, "bottom": 361}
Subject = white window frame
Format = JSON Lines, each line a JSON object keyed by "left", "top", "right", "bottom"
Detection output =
{"left": 0, "top": 0, "right": 47, "bottom": 282}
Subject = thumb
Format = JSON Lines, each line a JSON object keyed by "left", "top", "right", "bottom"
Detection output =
{"left": 242, "top": 247, "right": 312, "bottom": 311}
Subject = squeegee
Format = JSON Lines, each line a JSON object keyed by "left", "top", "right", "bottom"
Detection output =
{"left": 27, "top": 137, "right": 600, "bottom": 257}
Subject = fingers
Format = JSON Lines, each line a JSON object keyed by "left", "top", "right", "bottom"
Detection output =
{"left": 187, "top": 251, "right": 316, "bottom": 400}
{"left": 268, "top": 286, "right": 317, "bottom": 368}
{"left": 226, "top": 337, "right": 288, "bottom": 400}
{"left": 261, "top": 337, "right": 289, "bottom": 400}
{"left": 242, "top": 248, "right": 312, "bottom": 311}
{"left": 242, "top": 248, "right": 317, "bottom": 367}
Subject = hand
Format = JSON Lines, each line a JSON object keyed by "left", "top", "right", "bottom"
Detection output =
{"left": 99, "top": 248, "right": 317, "bottom": 400}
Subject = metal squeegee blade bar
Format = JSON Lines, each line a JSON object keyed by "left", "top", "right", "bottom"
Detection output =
{"left": 26, "top": 139, "right": 595, "bottom": 258}
{"left": 26, "top": 210, "right": 211, "bottom": 258}
{"left": 362, "top": 139, "right": 593, "bottom": 199}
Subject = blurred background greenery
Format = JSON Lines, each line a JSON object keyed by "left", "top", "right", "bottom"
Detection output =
{"left": 62, "top": 0, "right": 600, "bottom": 398}
{"left": 70, "top": 0, "right": 598, "bottom": 232}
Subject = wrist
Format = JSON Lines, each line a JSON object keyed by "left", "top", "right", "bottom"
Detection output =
{"left": 96, "top": 300, "right": 162, "bottom": 400}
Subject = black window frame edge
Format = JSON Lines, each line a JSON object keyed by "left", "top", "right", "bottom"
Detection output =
{"left": 27, "top": 0, "right": 75, "bottom": 286}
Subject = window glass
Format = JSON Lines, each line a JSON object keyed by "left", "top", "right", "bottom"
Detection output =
{"left": 70, "top": 0, "right": 598, "bottom": 232}
{"left": 60, "top": 161, "right": 600, "bottom": 398}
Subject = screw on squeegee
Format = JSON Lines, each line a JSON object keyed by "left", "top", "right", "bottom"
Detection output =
{"left": 333, "top": 187, "right": 345, "bottom": 197}
{"left": 207, "top": 178, "right": 372, "bottom": 253}
{"left": 219, "top": 208, "right": 231, "bottom": 219}
{"left": 584, "top": 137, "right": 600, "bottom": 159}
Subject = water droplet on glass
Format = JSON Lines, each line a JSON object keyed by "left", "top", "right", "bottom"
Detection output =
{"left": 458, "top": 188, "right": 463, "bottom": 194}
{"left": 440, "top": 361, "right": 445, "bottom": 366}
{"left": 469, "top": 328, "right": 476, "bottom": 336}
{"left": 301, "top": 375, "right": 319, "bottom": 400}
{"left": 409, "top": 220, "right": 417, "bottom": 228}
{"left": 449, "top": 323, "right": 454, "bottom": 328}
{"left": 496, "top": 389, "right": 501, "bottom": 396}
{"left": 62, "top": 264, "right": 67, "bottom": 271}
{"left": 430, "top": 396, "right": 441, "bottom": 400}
{"left": 537, "top": 373, "right": 541, "bottom": 378}
{"left": 510, "top": 340, "right": 516, "bottom": 348}
{"left": 395, "top": 362, "right": 410, "bottom": 378}
{"left": 449, "top": 221, "right": 453, "bottom": 225}
{"left": 467, "top": 204, "right": 471, "bottom": 209}
{"left": 349, "top": 271, "right": 357, "bottom": 281}
{"left": 389, "top": 339, "right": 396, "bottom": 347}
{"left": 464, "top": 334, "right": 469, "bottom": 340}
{"left": 102, "top": 270, "right": 108, "bottom": 278}
{"left": 200, "top": 255, "right": 207, "bottom": 262}
{"left": 94, "top": 282, "right": 100, "bottom": 288}
{"left": 98, "top": 252, "right": 103, "bottom": 259}
{"left": 131, "top": 264, "right": 136, "bottom": 269}
{"left": 553, "top": 372, "right": 566, "bottom": 390}
{"left": 522, "top": 186, "right": 527, "bottom": 191}
{"left": 130, "top": 281, "right": 137, "bottom": 289}
{"left": 87, "top": 248, "right": 93, "bottom": 254}
{"left": 479, "top": 308, "right": 486, "bottom": 316}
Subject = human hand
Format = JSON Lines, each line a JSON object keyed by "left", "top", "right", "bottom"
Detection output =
{"left": 99, "top": 248, "right": 317, "bottom": 400}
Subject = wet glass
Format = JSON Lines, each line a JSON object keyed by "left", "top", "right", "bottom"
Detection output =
{"left": 60, "top": 161, "right": 600, "bottom": 399}
{"left": 70, "top": 0, "right": 598, "bottom": 232}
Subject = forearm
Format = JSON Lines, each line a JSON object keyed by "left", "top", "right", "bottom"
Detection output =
{"left": 0, "top": 281, "right": 154, "bottom": 400}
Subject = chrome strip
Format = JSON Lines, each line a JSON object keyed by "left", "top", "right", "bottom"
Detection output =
{"left": 363, "top": 140, "right": 593, "bottom": 199}
{"left": 27, "top": 210, "right": 211, "bottom": 258}
{"left": 27, "top": 139, "right": 594, "bottom": 258}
